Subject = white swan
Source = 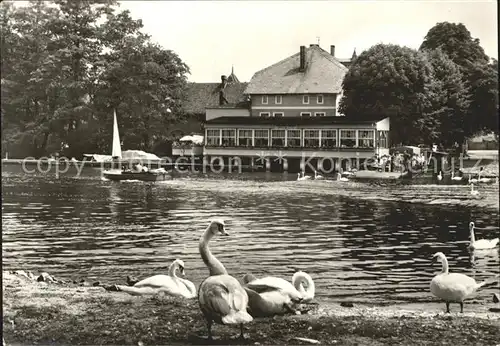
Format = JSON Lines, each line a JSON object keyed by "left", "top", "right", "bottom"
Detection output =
{"left": 468, "top": 174, "right": 478, "bottom": 184}
{"left": 470, "top": 183, "right": 479, "bottom": 196}
{"left": 243, "top": 271, "right": 314, "bottom": 317}
{"left": 114, "top": 259, "right": 196, "bottom": 298}
{"left": 477, "top": 172, "right": 492, "bottom": 183}
{"left": 451, "top": 171, "right": 462, "bottom": 181}
{"left": 337, "top": 173, "right": 349, "bottom": 182}
{"left": 430, "top": 252, "right": 487, "bottom": 313}
{"left": 437, "top": 171, "right": 443, "bottom": 181}
{"left": 341, "top": 168, "right": 355, "bottom": 177}
{"left": 314, "top": 170, "right": 324, "bottom": 180}
{"left": 198, "top": 219, "right": 252, "bottom": 340}
{"left": 468, "top": 222, "right": 499, "bottom": 250}
{"left": 297, "top": 172, "right": 311, "bottom": 181}
{"left": 292, "top": 271, "right": 315, "bottom": 303}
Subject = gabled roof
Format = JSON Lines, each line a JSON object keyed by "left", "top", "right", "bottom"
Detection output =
{"left": 183, "top": 82, "right": 248, "bottom": 115}
{"left": 205, "top": 115, "right": 387, "bottom": 126}
{"left": 245, "top": 45, "right": 349, "bottom": 95}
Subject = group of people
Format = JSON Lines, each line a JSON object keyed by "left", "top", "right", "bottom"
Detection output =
{"left": 122, "top": 162, "right": 149, "bottom": 173}
{"left": 371, "top": 151, "right": 427, "bottom": 173}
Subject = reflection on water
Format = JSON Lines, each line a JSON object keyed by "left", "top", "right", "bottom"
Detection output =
{"left": 2, "top": 165, "right": 499, "bottom": 304}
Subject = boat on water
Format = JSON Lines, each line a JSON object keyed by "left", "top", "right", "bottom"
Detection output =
{"left": 103, "top": 169, "right": 170, "bottom": 182}
{"left": 102, "top": 111, "right": 171, "bottom": 182}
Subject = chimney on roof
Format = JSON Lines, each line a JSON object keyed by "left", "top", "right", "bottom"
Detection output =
{"left": 330, "top": 45, "right": 335, "bottom": 57}
{"left": 219, "top": 75, "right": 229, "bottom": 105}
{"left": 299, "top": 45, "right": 306, "bottom": 71}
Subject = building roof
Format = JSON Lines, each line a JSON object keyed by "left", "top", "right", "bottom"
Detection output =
{"left": 245, "top": 45, "right": 349, "bottom": 95}
{"left": 205, "top": 115, "right": 387, "bottom": 126}
{"left": 183, "top": 82, "right": 248, "bottom": 115}
{"left": 227, "top": 66, "right": 240, "bottom": 83}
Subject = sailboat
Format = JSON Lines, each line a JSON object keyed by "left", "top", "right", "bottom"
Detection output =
{"left": 102, "top": 110, "right": 170, "bottom": 182}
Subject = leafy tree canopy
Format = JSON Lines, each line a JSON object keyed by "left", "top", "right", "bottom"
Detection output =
{"left": 1, "top": 0, "right": 191, "bottom": 158}
{"left": 419, "top": 22, "right": 489, "bottom": 69}
{"left": 420, "top": 22, "right": 498, "bottom": 138}
{"left": 339, "top": 43, "right": 437, "bottom": 145}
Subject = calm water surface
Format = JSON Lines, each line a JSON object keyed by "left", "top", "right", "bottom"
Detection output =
{"left": 2, "top": 165, "right": 499, "bottom": 304}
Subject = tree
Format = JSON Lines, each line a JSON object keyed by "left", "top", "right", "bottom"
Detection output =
{"left": 95, "top": 10, "right": 190, "bottom": 152}
{"left": 420, "top": 22, "right": 498, "bottom": 137}
{"left": 42, "top": 0, "right": 117, "bottom": 158}
{"left": 1, "top": 0, "right": 191, "bottom": 158}
{"left": 339, "top": 43, "right": 438, "bottom": 145}
{"left": 1, "top": 1, "right": 62, "bottom": 157}
{"left": 421, "top": 48, "right": 470, "bottom": 147}
{"left": 420, "top": 22, "right": 489, "bottom": 68}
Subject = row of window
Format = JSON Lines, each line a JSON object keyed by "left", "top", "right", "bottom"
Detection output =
{"left": 261, "top": 95, "right": 324, "bottom": 105}
{"left": 259, "top": 112, "right": 327, "bottom": 118}
{"left": 206, "top": 129, "right": 389, "bottom": 149}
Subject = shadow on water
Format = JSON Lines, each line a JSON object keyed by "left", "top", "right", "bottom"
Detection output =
{"left": 2, "top": 165, "right": 499, "bottom": 304}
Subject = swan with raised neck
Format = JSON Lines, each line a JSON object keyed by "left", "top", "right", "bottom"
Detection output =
{"left": 468, "top": 221, "right": 499, "bottom": 249}
{"left": 430, "top": 252, "right": 487, "bottom": 313}
{"left": 198, "top": 218, "right": 253, "bottom": 340}
{"left": 199, "top": 219, "right": 228, "bottom": 276}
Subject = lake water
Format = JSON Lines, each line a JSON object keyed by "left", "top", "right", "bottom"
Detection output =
{"left": 2, "top": 164, "right": 499, "bottom": 304}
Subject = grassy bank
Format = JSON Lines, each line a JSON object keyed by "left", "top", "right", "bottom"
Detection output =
{"left": 3, "top": 271, "right": 500, "bottom": 346}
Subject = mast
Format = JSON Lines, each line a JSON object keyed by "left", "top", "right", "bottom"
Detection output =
{"left": 112, "top": 109, "right": 122, "bottom": 159}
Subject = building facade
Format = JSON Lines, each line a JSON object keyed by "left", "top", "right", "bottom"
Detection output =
{"left": 202, "top": 44, "right": 390, "bottom": 173}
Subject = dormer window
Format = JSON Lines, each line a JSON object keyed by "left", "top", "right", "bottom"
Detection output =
{"left": 260, "top": 112, "right": 270, "bottom": 118}
{"left": 275, "top": 95, "right": 282, "bottom": 104}
{"left": 302, "top": 95, "right": 309, "bottom": 104}
{"left": 300, "top": 112, "right": 311, "bottom": 117}
{"left": 317, "top": 95, "right": 324, "bottom": 104}
{"left": 262, "top": 95, "right": 268, "bottom": 104}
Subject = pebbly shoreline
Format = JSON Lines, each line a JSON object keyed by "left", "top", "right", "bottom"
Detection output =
{"left": 3, "top": 270, "right": 500, "bottom": 345}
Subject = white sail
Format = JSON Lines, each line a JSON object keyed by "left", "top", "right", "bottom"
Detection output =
{"left": 112, "top": 110, "right": 122, "bottom": 159}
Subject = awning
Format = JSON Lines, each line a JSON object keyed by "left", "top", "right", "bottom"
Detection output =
{"left": 179, "top": 135, "right": 204, "bottom": 145}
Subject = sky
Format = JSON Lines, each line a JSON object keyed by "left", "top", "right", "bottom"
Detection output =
{"left": 14, "top": 1, "right": 498, "bottom": 82}
{"left": 117, "top": 1, "right": 498, "bottom": 82}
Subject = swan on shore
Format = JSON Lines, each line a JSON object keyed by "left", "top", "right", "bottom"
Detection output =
{"left": 430, "top": 252, "right": 487, "bottom": 313}
{"left": 468, "top": 222, "right": 499, "bottom": 250}
{"left": 293, "top": 271, "right": 315, "bottom": 303}
{"left": 470, "top": 183, "right": 479, "bottom": 196}
{"left": 242, "top": 271, "right": 314, "bottom": 317}
{"left": 113, "top": 259, "right": 196, "bottom": 298}
{"left": 198, "top": 219, "right": 252, "bottom": 340}
{"left": 314, "top": 170, "right": 324, "bottom": 180}
{"left": 437, "top": 171, "right": 443, "bottom": 181}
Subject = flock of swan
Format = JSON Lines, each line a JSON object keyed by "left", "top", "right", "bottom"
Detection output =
{"left": 435, "top": 169, "right": 498, "bottom": 196}
{"left": 297, "top": 170, "right": 351, "bottom": 182}
{"left": 299, "top": 170, "right": 497, "bottom": 194}
{"left": 106, "top": 219, "right": 499, "bottom": 340}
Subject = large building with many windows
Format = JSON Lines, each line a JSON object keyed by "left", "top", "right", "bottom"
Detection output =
{"left": 202, "top": 44, "right": 390, "bottom": 172}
